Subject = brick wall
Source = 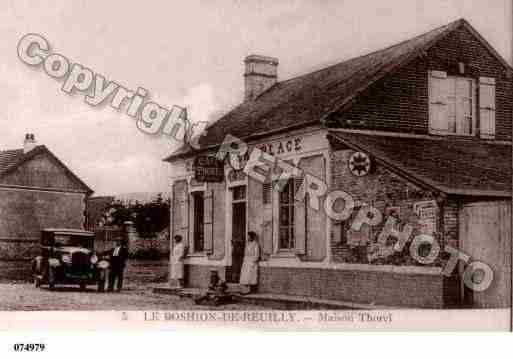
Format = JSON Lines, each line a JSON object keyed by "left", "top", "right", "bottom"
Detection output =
{"left": 442, "top": 199, "right": 460, "bottom": 249}
{"left": 329, "top": 149, "right": 446, "bottom": 265}
{"left": 332, "top": 24, "right": 512, "bottom": 141}
{"left": 181, "top": 263, "right": 447, "bottom": 308}
{"left": 257, "top": 267, "right": 444, "bottom": 308}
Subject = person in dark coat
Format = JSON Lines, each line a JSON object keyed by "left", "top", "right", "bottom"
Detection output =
{"left": 107, "top": 238, "right": 129, "bottom": 292}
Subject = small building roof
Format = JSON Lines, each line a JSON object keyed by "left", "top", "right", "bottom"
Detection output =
{"left": 328, "top": 130, "right": 512, "bottom": 197}
{"left": 0, "top": 145, "right": 93, "bottom": 194}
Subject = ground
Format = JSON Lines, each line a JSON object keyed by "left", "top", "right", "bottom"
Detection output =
{"left": 0, "top": 282, "right": 266, "bottom": 311}
{"left": 0, "top": 260, "right": 266, "bottom": 311}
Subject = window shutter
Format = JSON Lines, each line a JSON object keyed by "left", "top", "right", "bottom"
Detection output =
{"left": 295, "top": 155, "right": 326, "bottom": 258}
{"left": 203, "top": 188, "right": 214, "bottom": 254}
{"left": 263, "top": 182, "right": 272, "bottom": 205}
{"left": 479, "top": 77, "right": 496, "bottom": 139}
{"left": 261, "top": 181, "right": 273, "bottom": 256}
{"left": 293, "top": 177, "right": 306, "bottom": 255}
{"left": 173, "top": 180, "right": 189, "bottom": 248}
{"left": 187, "top": 192, "right": 194, "bottom": 251}
{"left": 428, "top": 70, "right": 449, "bottom": 134}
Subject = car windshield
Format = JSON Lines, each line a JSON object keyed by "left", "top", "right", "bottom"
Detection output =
{"left": 52, "top": 234, "right": 93, "bottom": 249}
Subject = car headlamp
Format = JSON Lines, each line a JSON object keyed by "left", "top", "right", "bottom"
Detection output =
{"left": 48, "top": 258, "right": 60, "bottom": 267}
{"left": 90, "top": 254, "right": 98, "bottom": 264}
{"left": 61, "top": 254, "right": 72, "bottom": 264}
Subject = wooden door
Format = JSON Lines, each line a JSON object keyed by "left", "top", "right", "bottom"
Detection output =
{"left": 229, "top": 202, "right": 246, "bottom": 283}
{"left": 459, "top": 201, "right": 511, "bottom": 308}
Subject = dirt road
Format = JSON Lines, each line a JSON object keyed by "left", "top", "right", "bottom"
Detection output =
{"left": 0, "top": 282, "right": 265, "bottom": 311}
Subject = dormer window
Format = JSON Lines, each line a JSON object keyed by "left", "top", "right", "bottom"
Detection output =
{"left": 446, "top": 76, "right": 476, "bottom": 135}
{"left": 428, "top": 71, "right": 496, "bottom": 138}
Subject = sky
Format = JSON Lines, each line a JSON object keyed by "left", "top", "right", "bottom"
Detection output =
{"left": 0, "top": 0, "right": 511, "bottom": 196}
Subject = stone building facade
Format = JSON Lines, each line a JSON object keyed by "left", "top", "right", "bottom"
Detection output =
{"left": 0, "top": 135, "right": 93, "bottom": 260}
{"left": 164, "top": 19, "right": 511, "bottom": 308}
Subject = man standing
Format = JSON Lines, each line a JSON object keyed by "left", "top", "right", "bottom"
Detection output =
{"left": 239, "top": 231, "right": 260, "bottom": 294}
{"left": 108, "top": 238, "right": 128, "bottom": 292}
{"left": 171, "top": 235, "right": 186, "bottom": 288}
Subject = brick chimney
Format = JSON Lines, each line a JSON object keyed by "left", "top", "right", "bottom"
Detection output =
{"left": 244, "top": 55, "right": 278, "bottom": 101}
{"left": 23, "top": 133, "right": 37, "bottom": 153}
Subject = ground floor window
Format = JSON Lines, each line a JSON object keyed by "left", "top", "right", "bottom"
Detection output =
{"left": 192, "top": 191, "right": 204, "bottom": 252}
{"left": 279, "top": 179, "right": 295, "bottom": 250}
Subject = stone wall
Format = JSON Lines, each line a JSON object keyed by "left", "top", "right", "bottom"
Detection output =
{"left": 127, "top": 226, "right": 170, "bottom": 258}
{"left": 0, "top": 188, "right": 86, "bottom": 260}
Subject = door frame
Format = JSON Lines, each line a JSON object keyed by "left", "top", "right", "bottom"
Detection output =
{"left": 230, "top": 200, "right": 247, "bottom": 283}
{"left": 226, "top": 180, "right": 248, "bottom": 267}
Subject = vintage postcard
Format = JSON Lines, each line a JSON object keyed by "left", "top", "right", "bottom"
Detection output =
{"left": 0, "top": 0, "right": 512, "bottom": 344}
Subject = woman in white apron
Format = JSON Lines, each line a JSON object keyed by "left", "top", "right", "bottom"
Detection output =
{"left": 239, "top": 231, "right": 260, "bottom": 293}
{"left": 171, "top": 235, "right": 186, "bottom": 288}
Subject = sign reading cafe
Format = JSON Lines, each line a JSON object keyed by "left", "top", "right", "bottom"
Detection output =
{"left": 191, "top": 136, "right": 304, "bottom": 182}
{"left": 193, "top": 156, "right": 224, "bottom": 182}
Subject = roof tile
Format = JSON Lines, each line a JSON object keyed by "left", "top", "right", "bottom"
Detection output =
{"left": 195, "top": 19, "right": 462, "bottom": 150}
{"left": 329, "top": 131, "right": 512, "bottom": 196}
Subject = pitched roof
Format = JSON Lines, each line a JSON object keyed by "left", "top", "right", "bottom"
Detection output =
{"left": 165, "top": 18, "right": 511, "bottom": 162}
{"left": 328, "top": 130, "right": 512, "bottom": 197}
{"left": 0, "top": 145, "right": 93, "bottom": 193}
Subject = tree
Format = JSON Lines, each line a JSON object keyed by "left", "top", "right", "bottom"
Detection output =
{"left": 105, "top": 194, "right": 170, "bottom": 238}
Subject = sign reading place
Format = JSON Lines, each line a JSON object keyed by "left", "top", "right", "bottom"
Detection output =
{"left": 193, "top": 156, "right": 224, "bottom": 182}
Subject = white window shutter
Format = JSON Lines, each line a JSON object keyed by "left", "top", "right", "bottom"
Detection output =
{"left": 293, "top": 177, "right": 307, "bottom": 255}
{"left": 428, "top": 70, "right": 449, "bottom": 134}
{"left": 295, "top": 155, "right": 326, "bottom": 258}
{"left": 479, "top": 77, "right": 496, "bottom": 139}
{"left": 173, "top": 180, "right": 189, "bottom": 246}
{"left": 203, "top": 188, "right": 214, "bottom": 254}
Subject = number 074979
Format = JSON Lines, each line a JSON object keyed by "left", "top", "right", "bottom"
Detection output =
{"left": 12, "top": 343, "right": 46, "bottom": 352}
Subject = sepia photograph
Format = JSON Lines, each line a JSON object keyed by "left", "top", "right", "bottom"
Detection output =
{"left": 0, "top": 0, "right": 512, "bottom": 350}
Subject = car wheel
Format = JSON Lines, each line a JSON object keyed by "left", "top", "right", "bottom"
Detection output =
{"left": 80, "top": 283, "right": 87, "bottom": 291}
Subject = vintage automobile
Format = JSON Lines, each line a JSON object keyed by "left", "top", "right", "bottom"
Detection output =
{"left": 32, "top": 228, "right": 110, "bottom": 292}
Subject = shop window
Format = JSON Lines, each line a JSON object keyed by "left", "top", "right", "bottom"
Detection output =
{"left": 279, "top": 179, "right": 295, "bottom": 250}
{"left": 192, "top": 192, "right": 204, "bottom": 252}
